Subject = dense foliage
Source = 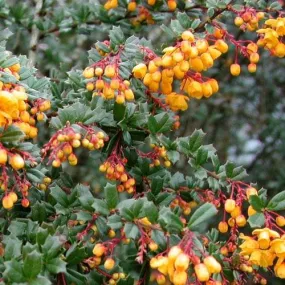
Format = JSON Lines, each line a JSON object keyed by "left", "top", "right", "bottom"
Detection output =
{"left": 0, "top": 0, "right": 285, "bottom": 285}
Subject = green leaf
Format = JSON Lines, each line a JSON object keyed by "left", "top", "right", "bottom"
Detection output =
{"left": 114, "top": 102, "right": 126, "bottom": 122}
{"left": 42, "top": 235, "right": 66, "bottom": 260}
{"left": 107, "top": 214, "right": 123, "bottom": 230}
{"left": 188, "top": 203, "right": 218, "bottom": 230}
{"left": 248, "top": 213, "right": 265, "bottom": 228}
{"left": 169, "top": 172, "right": 185, "bottom": 189}
{"left": 66, "top": 244, "right": 86, "bottom": 265}
{"left": 195, "top": 146, "right": 209, "bottom": 165}
{"left": 104, "top": 183, "right": 119, "bottom": 210}
{"left": 31, "top": 201, "right": 48, "bottom": 223}
{"left": 151, "top": 178, "right": 164, "bottom": 196}
{"left": 26, "top": 168, "right": 46, "bottom": 183}
{"left": 36, "top": 228, "right": 49, "bottom": 245}
{"left": 4, "top": 237, "right": 22, "bottom": 260}
{"left": 194, "top": 167, "right": 208, "bottom": 180}
{"left": 143, "top": 201, "right": 158, "bottom": 223}
{"left": 177, "top": 129, "right": 205, "bottom": 154}
{"left": 177, "top": 12, "right": 192, "bottom": 29}
{"left": 148, "top": 113, "right": 174, "bottom": 134}
{"left": 224, "top": 162, "right": 247, "bottom": 180}
{"left": 3, "top": 260, "right": 25, "bottom": 283}
{"left": 92, "top": 199, "right": 110, "bottom": 216}
{"left": 50, "top": 185, "right": 69, "bottom": 207}
{"left": 158, "top": 207, "right": 183, "bottom": 233}
{"left": 46, "top": 257, "right": 66, "bottom": 274}
{"left": 109, "top": 26, "right": 125, "bottom": 47}
{"left": 23, "top": 250, "right": 42, "bottom": 279}
{"left": 66, "top": 268, "right": 87, "bottom": 285}
{"left": 30, "top": 276, "right": 52, "bottom": 285}
{"left": 8, "top": 221, "right": 27, "bottom": 237}
{"left": 267, "top": 190, "right": 285, "bottom": 211}
{"left": 0, "top": 125, "right": 25, "bottom": 143}
{"left": 191, "top": 19, "right": 201, "bottom": 29}
{"left": 124, "top": 223, "right": 139, "bottom": 239}
{"left": 249, "top": 195, "right": 265, "bottom": 212}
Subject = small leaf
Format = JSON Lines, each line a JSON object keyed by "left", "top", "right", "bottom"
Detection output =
{"left": 248, "top": 213, "right": 265, "bottom": 228}
{"left": 23, "top": 250, "right": 42, "bottom": 279}
{"left": 92, "top": 199, "right": 110, "bottom": 216}
{"left": 66, "top": 244, "right": 86, "bottom": 265}
{"left": 46, "top": 257, "right": 66, "bottom": 274}
{"left": 3, "top": 260, "right": 25, "bottom": 283}
{"left": 104, "top": 183, "right": 119, "bottom": 210}
{"left": 249, "top": 195, "right": 265, "bottom": 212}
{"left": 188, "top": 203, "right": 218, "bottom": 230}
{"left": 151, "top": 178, "right": 164, "bottom": 196}
{"left": 267, "top": 190, "right": 285, "bottom": 211}
{"left": 0, "top": 125, "right": 25, "bottom": 143}
{"left": 123, "top": 223, "right": 139, "bottom": 239}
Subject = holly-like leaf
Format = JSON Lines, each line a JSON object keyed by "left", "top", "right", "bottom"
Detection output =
{"left": 267, "top": 190, "right": 285, "bottom": 211}
{"left": 104, "top": 183, "right": 119, "bottom": 210}
{"left": 46, "top": 257, "right": 66, "bottom": 274}
{"left": 249, "top": 195, "right": 265, "bottom": 212}
{"left": 23, "top": 250, "right": 42, "bottom": 279}
{"left": 248, "top": 213, "right": 265, "bottom": 228}
{"left": 123, "top": 223, "right": 139, "bottom": 239}
{"left": 0, "top": 125, "right": 25, "bottom": 143}
{"left": 188, "top": 203, "right": 218, "bottom": 230}
{"left": 3, "top": 260, "right": 25, "bottom": 283}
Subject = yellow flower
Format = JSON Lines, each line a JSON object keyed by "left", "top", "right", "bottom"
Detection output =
{"left": 0, "top": 91, "right": 20, "bottom": 127}
{"left": 239, "top": 236, "right": 259, "bottom": 255}
{"left": 249, "top": 249, "right": 275, "bottom": 267}
{"left": 165, "top": 92, "right": 189, "bottom": 111}
{"left": 252, "top": 228, "right": 280, "bottom": 249}
{"left": 275, "top": 262, "right": 285, "bottom": 279}
{"left": 270, "top": 239, "right": 285, "bottom": 257}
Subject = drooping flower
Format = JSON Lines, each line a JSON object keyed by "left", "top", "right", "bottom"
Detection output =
{"left": 0, "top": 91, "right": 20, "bottom": 127}
{"left": 252, "top": 228, "right": 280, "bottom": 249}
{"left": 165, "top": 92, "right": 189, "bottom": 111}
{"left": 239, "top": 235, "right": 259, "bottom": 255}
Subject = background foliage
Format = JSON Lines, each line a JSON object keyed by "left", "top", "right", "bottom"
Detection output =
{"left": 0, "top": 0, "right": 285, "bottom": 285}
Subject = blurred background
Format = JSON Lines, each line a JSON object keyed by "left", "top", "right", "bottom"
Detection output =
{"left": 1, "top": 0, "right": 285, "bottom": 193}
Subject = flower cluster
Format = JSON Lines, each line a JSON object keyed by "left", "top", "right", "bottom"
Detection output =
{"left": 150, "top": 244, "right": 222, "bottom": 284}
{"left": 132, "top": 30, "right": 224, "bottom": 111}
{"left": 104, "top": 0, "right": 118, "bottom": 10}
{"left": 170, "top": 197, "right": 197, "bottom": 216}
{"left": 257, "top": 17, "right": 285, "bottom": 58}
{"left": 42, "top": 125, "right": 108, "bottom": 167}
{"left": 85, "top": 242, "right": 126, "bottom": 284}
{"left": 147, "top": 0, "right": 177, "bottom": 11}
{"left": 234, "top": 9, "right": 265, "bottom": 31}
{"left": 239, "top": 228, "right": 285, "bottom": 279}
{"left": 104, "top": 0, "right": 177, "bottom": 12}
{"left": 83, "top": 55, "right": 135, "bottom": 104}
{"left": 0, "top": 144, "right": 37, "bottom": 209}
{"left": 99, "top": 157, "right": 136, "bottom": 194}
{"left": 0, "top": 63, "right": 51, "bottom": 138}
{"left": 130, "top": 6, "right": 154, "bottom": 26}
{"left": 149, "top": 144, "right": 171, "bottom": 168}
{"left": 218, "top": 186, "right": 259, "bottom": 233}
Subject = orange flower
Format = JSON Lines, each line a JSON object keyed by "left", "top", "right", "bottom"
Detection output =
{"left": 0, "top": 91, "right": 20, "bottom": 127}
{"left": 165, "top": 92, "right": 189, "bottom": 111}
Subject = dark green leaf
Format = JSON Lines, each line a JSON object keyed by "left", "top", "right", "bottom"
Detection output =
{"left": 23, "top": 250, "right": 42, "bottom": 279}
{"left": 188, "top": 203, "right": 218, "bottom": 230}
{"left": 104, "top": 183, "right": 119, "bottom": 210}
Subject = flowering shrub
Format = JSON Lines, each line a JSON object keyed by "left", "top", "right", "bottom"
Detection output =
{"left": 0, "top": 1, "right": 285, "bottom": 284}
